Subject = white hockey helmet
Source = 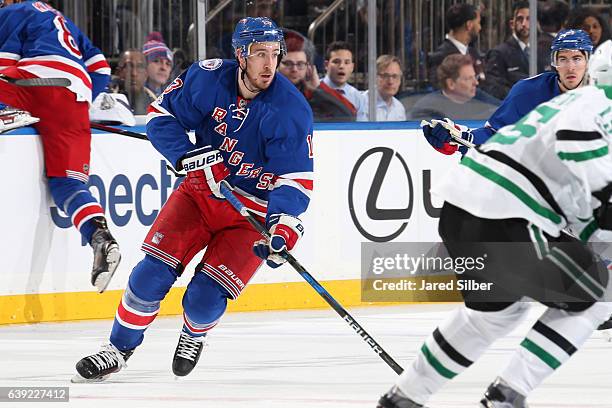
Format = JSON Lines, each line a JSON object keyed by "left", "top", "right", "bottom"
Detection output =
{"left": 588, "top": 40, "right": 612, "bottom": 86}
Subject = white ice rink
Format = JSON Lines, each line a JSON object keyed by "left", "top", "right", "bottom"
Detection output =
{"left": 1, "top": 304, "right": 611, "bottom": 408}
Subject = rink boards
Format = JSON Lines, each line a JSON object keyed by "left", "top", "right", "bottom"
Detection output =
{"left": 0, "top": 122, "right": 470, "bottom": 324}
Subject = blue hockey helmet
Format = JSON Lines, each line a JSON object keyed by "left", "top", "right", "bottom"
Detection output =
{"left": 550, "top": 29, "right": 593, "bottom": 67}
{"left": 232, "top": 17, "right": 286, "bottom": 61}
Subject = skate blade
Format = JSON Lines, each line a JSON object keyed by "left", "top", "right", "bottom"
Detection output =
{"left": 71, "top": 372, "right": 109, "bottom": 383}
{"left": 95, "top": 246, "right": 121, "bottom": 293}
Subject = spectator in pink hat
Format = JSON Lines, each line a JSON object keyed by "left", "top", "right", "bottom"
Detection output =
{"left": 142, "top": 32, "right": 173, "bottom": 96}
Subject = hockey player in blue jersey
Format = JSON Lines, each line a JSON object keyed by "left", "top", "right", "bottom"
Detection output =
{"left": 0, "top": 0, "right": 120, "bottom": 292}
{"left": 423, "top": 29, "right": 593, "bottom": 155}
{"left": 73, "top": 17, "right": 314, "bottom": 382}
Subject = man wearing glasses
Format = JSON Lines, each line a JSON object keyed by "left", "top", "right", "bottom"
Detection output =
{"left": 278, "top": 30, "right": 356, "bottom": 122}
{"left": 362, "top": 55, "right": 406, "bottom": 121}
{"left": 110, "top": 49, "right": 156, "bottom": 115}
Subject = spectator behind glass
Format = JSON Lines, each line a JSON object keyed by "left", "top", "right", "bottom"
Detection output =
{"left": 278, "top": 30, "right": 356, "bottom": 122}
{"left": 142, "top": 32, "right": 173, "bottom": 96}
{"left": 537, "top": 0, "right": 570, "bottom": 73}
{"left": 111, "top": 49, "right": 157, "bottom": 115}
{"left": 427, "top": 3, "right": 485, "bottom": 87}
{"left": 410, "top": 54, "right": 498, "bottom": 120}
{"left": 482, "top": 1, "right": 530, "bottom": 100}
{"left": 362, "top": 55, "right": 406, "bottom": 121}
{"left": 321, "top": 41, "right": 368, "bottom": 120}
{"left": 567, "top": 7, "right": 611, "bottom": 50}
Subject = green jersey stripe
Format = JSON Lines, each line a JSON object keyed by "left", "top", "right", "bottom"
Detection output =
{"left": 461, "top": 157, "right": 562, "bottom": 224}
{"left": 557, "top": 146, "right": 609, "bottom": 162}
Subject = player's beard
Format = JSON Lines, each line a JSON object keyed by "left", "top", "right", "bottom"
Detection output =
{"left": 244, "top": 67, "right": 274, "bottom": 92}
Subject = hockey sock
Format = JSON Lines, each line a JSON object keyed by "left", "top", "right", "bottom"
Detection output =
{"left": 181, "top": 272, "right": 229, "bottom": 336}
{"left": 110, "top": 256, "right": 178, "bottom": 350}
{"left": 500, "top": 301, "right": 612, "bottom": 396}
{"left": 48, "top": 177, "right": 103, "bottom": 243}
{"left": 396, "top": 302, "right": 530, "bottom": 405}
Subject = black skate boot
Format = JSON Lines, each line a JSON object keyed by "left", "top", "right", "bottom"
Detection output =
{"left": 480, "top": 377, "right": 529, "bottom": 408}
{"left": 377, "top": 385, "right": 426, "bottom": 408}
{"left": 90, "top": 217, "right": 121, "bottom": 293}
{"left": 72, "top": 343, "right": 133, "bottom": 383}
{"left": 172, "top": 329, "right": 207, "bottom": 377}
{"left": 598, "top": 315, "right": 612, "bottom": 342}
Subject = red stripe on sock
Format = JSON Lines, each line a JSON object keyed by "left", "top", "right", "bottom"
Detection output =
{"left": 73, "top": 204, "right": 104, "bottom": 230}
{"left": 117, "top": 301, "right": 158, "bottom": 328}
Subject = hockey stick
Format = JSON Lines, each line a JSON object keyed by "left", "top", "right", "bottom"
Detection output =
{"left": 219, "top": 183, "right": 404, "bottom": 375}
{"left": 0, "top": 75, "right": 71, "bottom": 87}
{"left": 420, "top": 119, "right": 476, "bottom": 149}
{"left": 90, "top": 122, "right": 149, "bottom": 141}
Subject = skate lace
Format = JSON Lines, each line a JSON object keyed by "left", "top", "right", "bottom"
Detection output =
{"left": 88, "top": 344, "right": 127, "bottom": 370}
{"left": 176, "top": 332, "right": 204, "bottom": 361}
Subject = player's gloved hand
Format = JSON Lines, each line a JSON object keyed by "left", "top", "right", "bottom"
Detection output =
{"left": 179, "top": 146, "right": 230, "bottom": 199}
{"left": 422, "top": 118, "right": 473, "bottom": 155}
{"left": 253, "top": 214, "right": 304, "bottom": 268}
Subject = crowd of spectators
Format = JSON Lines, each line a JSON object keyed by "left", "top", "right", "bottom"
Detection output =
{"left": 92, "top": 0, "right": 611, "bottom": 124}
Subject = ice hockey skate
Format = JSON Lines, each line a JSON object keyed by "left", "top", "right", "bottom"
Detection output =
{"left": 480, "top": 377, "right": 528, "bottom": 408}
{"left": 72, "top": 343, "right": 133, "bottom": 383}
{"left": 377, "top": 385, "right": 426, "bottom": 408}
{"left": 172, "top": 329, "right": 207, "bottom": 377}
{"left": 0, "top": 107, "right": 39, "bottom": 134}
{"left": 90, "top": 217, "right": 121, "bottom": 293}
{"left": 598, "top": 316, "right": 612, "bottom": 342}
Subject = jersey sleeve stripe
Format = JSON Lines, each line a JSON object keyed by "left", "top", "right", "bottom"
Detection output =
{"left": 273, "top": 178, "right": 313, "bottom": 198}
{"left": 86, "top": 60, "right": 111, "bottom": 75}
{"left": 146, "top": 101, "right": 174, "bottom": 123}
{"left": 556, "top": 130, "right": 603, "bottom": 141}
{"left": 84, "top": 54, "right": 107, "bottom": 67}
{"left": 277, "top": 171, "right": 313, "bottom": 180}
{"left": 557, "top": 146, "right": 609, "bottom": 162}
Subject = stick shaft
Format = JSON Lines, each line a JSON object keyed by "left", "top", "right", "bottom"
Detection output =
{"left": 220, "top": 183, "right": 404, "bottom": 375}
{"left": 90, "top": 122, "right": 148, "bottom": 140}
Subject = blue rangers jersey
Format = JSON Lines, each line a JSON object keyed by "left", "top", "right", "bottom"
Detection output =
{"left": 471, "top": 72, "right": 561, "bottom": 144}
{"left": 0, "top": 1, "right": 110, "bottom": 103}
{"left": 146, "top": 58, "right": 314, "bottom": 220}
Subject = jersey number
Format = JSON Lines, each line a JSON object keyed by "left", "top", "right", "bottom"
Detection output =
{"left": 490, "top": 105, "right": 560, "bottom": 145}
{"left": 53, "top": 16, "right": 82, "bottom": 58}
{"left": 489, "top": 93, "right": 579, "bottom": 145}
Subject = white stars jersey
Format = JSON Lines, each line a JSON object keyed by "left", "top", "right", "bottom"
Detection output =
{"left": 433, "top": 85, "right": 612, "bottom": 240}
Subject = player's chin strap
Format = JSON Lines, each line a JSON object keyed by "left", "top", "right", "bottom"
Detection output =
{"left": 239, "top": 60, "right": 262, "bottom": 96}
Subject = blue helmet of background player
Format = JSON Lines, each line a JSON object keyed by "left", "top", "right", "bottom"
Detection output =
{"left": 232, "top": 17, "right": 286, "bottom": 66}
{"left": 550, "top": 29, "right": 594, "bottom": 68}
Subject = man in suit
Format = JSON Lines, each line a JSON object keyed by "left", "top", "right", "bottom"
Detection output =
{"left": 428, "top": 3, "right": 484, "bottom": 88}
{"left": 482, "top": 1, "right": 530, "bottom": 100}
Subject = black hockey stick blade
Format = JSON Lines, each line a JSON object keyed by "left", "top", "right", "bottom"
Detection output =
{"left": 1, "top": 76, "right": 71, "bottom": 87}
{"left": 90, "top": 122, "right": 149, "bottom": 141}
